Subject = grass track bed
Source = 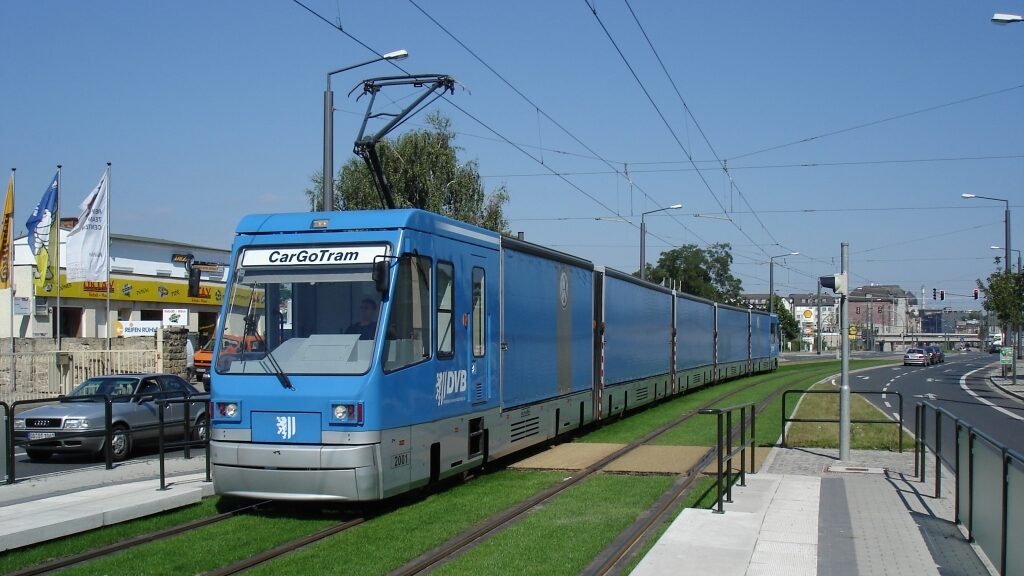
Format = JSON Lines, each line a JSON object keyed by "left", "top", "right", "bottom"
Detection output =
{"left": 0, "top": 498, "right": 221, "bottom": 574}
{"left": 247, "top": 470, "right": 564, "bottom": 576}
{"left": 58, "top": 512, "right": 337, "bottom": 576}
{"left": 433, "top": 474, "right": 675, "bottom": 576}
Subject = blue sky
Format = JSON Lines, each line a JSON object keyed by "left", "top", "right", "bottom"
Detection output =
{"left": 2, "top": 1, "right": 1021, "bottom": 309}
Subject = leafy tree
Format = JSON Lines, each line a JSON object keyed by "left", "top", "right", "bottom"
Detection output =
{"left": 978, "top": 270, "right": 1024, "bottom": 346}
{"left": 768, "top": 295, "right": 801, "bottom": 342}
{"left": 644, "top": 243, "right": 743, "bottom": 304}
{"left": 305, "top": 112, "right": 509, "bottom": 233}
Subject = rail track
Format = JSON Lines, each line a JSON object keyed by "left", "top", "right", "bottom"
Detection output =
{"left": 387, "top": 371, "right": 798, "bottom": 576}
{"left": 7, "top": 499, "right": 272, "bottom": 576}
{"left": 9, "top": 365, "right": 845, "bottom": 576}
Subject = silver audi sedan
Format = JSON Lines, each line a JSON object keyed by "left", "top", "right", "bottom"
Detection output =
{"left": 13, "top": 373, "right": 207, "bottom": 462}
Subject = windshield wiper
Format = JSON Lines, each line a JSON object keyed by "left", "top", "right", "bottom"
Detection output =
{"left": 242, "top": 285, "right": 294, "bottom": 391}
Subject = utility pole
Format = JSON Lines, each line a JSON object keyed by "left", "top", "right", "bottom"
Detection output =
{"left": 816, "top": 278, "right": 822, "bottom": 355}
{"left": 839, "top": 242, "right": 850, "bottom": 461}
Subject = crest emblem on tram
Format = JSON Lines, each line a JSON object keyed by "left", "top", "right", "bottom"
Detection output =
{"left": 276, "top": 416, "right": 297, "bottom": 440}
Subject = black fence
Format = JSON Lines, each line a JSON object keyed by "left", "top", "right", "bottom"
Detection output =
{"left": 157, "top": 396, "right": 210, "bottom": 489}
{"left": 699, "top": 402, "right": 756, "bottom": 514}
{"left": 916, "top": 401, "right": 1024, "bottom": 575}
{"left": 780, "top": 389, "right": 904, "bottom": 452}
{"left": 5, "top": 391, "right": 208, "bottom": 485}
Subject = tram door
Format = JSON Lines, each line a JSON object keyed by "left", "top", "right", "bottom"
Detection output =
{"left": 466, "top": 254, "right": 495, "bottom": 459}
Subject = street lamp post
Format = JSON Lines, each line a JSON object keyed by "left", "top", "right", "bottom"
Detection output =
{"left": 964, "top": 193, "right": 1014, "bottom": 378}
{"left": 990, "top": 245, "right": 1022, "bottom": 272}
{"left": 768, "top": 252, "right": 799, "bottom": 316}
{"left": 321, "top": 49, "right": 409, "bottom": 212}
{"left": 639, "top": 204, "right": 683, "bottom": 281}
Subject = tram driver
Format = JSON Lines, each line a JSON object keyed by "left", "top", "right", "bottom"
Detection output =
{"left": 345, "top": 298, "right": 379, "bottom": 340}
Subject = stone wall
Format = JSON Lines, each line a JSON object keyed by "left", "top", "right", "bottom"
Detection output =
{"left": 0, "top": 329, "right": 189, "bottom": 402}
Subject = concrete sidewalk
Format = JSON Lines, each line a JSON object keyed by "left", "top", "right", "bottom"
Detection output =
{"left": 0, "top": 455, "right": 211, "bottom": 552}
{"left": 634, "top": 448, "right": 991, "bottom": 576}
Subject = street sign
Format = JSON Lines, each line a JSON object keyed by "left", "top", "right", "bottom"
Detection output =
{"left": 849, "top": 326, "right": 858, "bottom": 336}
{"left": 1000, "top": 347, "right": 1013, "bottom": 366}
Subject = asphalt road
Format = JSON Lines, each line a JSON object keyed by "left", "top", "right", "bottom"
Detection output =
{"left": 8, "top": 443, "right": 202, "bottom": 482}
{"left": 849, "top": 351, "right": 1024, "bottom": 457}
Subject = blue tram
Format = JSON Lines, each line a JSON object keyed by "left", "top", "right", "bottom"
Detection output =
{"left": 208, "top": 209, "right": 778, "bottom": 501}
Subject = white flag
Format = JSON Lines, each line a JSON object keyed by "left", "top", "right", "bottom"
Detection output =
{"left": 65, "top": 169, "right": 109, "bottom": 283}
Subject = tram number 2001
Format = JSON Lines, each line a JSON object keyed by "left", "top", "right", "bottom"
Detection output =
{"left": 392, "top": 452, "right": 410, "bottom": 468}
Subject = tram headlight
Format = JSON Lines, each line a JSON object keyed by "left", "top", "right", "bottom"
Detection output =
{"left": 331, "top": 402, "right": 364, "bottom": 425}
{"left": 216, "top": 402, "right": 239, "bottom": 419}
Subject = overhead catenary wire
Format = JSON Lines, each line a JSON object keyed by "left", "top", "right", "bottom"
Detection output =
{"left": 404, "top": 0, "right": 706, "bottom": 243}
{"left": 621, "top": 0, "right": 783, "bottom": 251}
{"left": 290, "top": 0, "right": 686, "bottom": 251}
{"left": 584, "top": 1, "right": 792, "bottom": 264}
{"left": 729, "top": 83, "right": 1024, "bottom": 161}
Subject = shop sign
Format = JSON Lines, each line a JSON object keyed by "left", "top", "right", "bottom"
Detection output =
{"left": 35, "top": 273, "right": 224, "bottom": 306}
{"left": 116, "top": 321, "right": 162, "bottom": 338}
{"left": 163, "top": 308, "right": 189, "bottom": 327}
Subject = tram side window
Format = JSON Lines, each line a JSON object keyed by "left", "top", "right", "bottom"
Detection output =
{"left": 472, "top": 267, "right": 485, "bottom": 357}
{"left": 437, "top": 261, "right": 454, "bottom": 359}
{"left": 383, "top": 255, "right": 431, "bottom": 372}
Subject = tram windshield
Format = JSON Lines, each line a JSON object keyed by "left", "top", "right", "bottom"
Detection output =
{"left": 217, "top": 259, "right": 384, "bottom": 376}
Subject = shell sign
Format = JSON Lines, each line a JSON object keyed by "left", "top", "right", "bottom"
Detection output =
{"left": 802, "top": 310, "right": 813, "bottom": 319}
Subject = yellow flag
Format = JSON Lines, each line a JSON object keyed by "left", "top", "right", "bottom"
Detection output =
{"left": 0, "top": 173, "right": 13, "bottom": 290}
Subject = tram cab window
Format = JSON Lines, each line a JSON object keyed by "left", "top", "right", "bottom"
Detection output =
{"left": 384, "top": 254, "right": 432, "bottom": 372}
{"left": 217, "top": 256, "right": 385, "bottom": 376}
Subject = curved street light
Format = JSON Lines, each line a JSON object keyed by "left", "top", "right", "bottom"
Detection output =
{"left": 322, "top": 50, "right": 409, "bottom": 211}
{"left": 990, "top": 245, "right": 1022, "bottom": 272}
{"left": 640, "top": 204, "right": 683, "bottom": 280}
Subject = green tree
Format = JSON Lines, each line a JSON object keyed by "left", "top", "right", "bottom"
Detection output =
{"left": 769, "top": 295, "right": 801, "bottom": 342}
{"left": 645, "top": 243, "right": 743, "bottom": 304}
{"left": 978, "top": 270, "right": 1024, "bottom": 346}
{"left": 305, "top": 112, "right": 509, "bottom": 233}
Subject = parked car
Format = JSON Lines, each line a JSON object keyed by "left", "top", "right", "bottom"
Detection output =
{"left": 12, "top": 373, "right": 207, "bottom": 462}
{"left": 903, "top": 348, "right": 930, "bottom": 366}
{"left": 989, "top": 343, "right": 1000, "bottom": 354}
{"left": 924, "top": 345, "right": 945, "bottom": 364}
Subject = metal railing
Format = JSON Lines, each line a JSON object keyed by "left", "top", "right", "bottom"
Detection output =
{"left": 781, "top": 389, "right": 904, "bottom": 452}
{"left": 699, "top": 402, "right": 756, "bottom": 514}
{"left": 5, "top": 391, "right": 206, "bottom": 485}
{"left": 156, "top": 395, "right": 210, "bottom": 490}
{"left": 7, "top": 394, "right": 116, "bottom": 483}
{"left": 916, "top": 401, "right": 1024, "bottom": 575}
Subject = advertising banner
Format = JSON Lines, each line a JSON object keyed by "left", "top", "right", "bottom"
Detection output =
{"left": 116, "top": 320, "right": 162, "bottom": 337}
{"left": 162, "top": 308, "right": 189, "bottom": 327}
{"left": 35, "top": 272, "right": 224, "bottom": 306}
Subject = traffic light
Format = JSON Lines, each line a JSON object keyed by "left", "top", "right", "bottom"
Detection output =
{"left": 933, "top": 288, "right": 937, "bottom": 300}
{"left": 819, "top": 273, "right": 848, "bottom": 296}
{"left": 940, "top": 289, "right": 945, "bottom": 301}
{"left": 974, "top": 288, "right": 979, "bottom": 300}
{"left": 188, "top": 266, "right": 202, "bottom": 298}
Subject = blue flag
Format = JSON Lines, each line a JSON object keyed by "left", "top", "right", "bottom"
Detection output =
{"left": 25, "top": 172, "right": 58, "bottom": 290}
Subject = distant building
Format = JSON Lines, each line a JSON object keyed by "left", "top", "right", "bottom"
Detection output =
{"left": 787, "top": 293, "right": 838, "bottom": 346}
{"left": 739, "top": 293, "right": 791, "bottom": 312}
{"left": 5, "top": 226, "right": 228, "bottom": 341}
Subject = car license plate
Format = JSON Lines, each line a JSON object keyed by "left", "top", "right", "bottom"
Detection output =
{"left": 28, "top": 432, "right": 55, "bottom": 440}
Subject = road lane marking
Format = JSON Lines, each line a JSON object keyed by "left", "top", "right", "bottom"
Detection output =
{"left": 960, "top": 366, "right": 1024, "bottom": 422}
{"left": 884, "top": 401, "right": 892, "bottom": 408}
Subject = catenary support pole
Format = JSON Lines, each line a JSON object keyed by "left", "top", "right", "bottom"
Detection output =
{"left": 839, "top": 241, "right": 851, "bottom": 461}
